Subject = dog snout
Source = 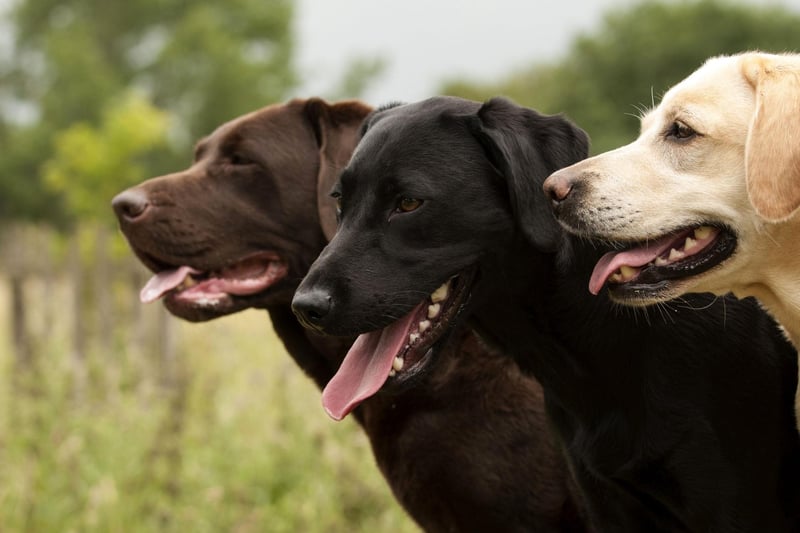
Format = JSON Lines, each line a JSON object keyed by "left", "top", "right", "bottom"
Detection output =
{"left": 112, "top": 188, "right": 150, "bottom": 223}
{"left": 543, "top": 170, "right": 578, "bottom": 205}
{"left": 292, "top": 287, "right": 333, "bottom": 332}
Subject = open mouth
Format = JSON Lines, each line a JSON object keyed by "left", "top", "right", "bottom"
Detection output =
{"left": 139, "top": 252, "right": 289, "bottom": 308}
{"left": 321, "top": 268, "right": 476, "bottom": 421}
{"left": 589, "top": 224, "right": 737, "bottom": 299}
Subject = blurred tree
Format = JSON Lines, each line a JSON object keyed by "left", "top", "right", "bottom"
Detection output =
{"left": 0, "top": 0, "right": 296, "bottom": 224}
{"left": 43, "top": 92, "right": 170, "bottom": 221}
{"left": 443, "top": 0, "right": 800, "bottom": 154}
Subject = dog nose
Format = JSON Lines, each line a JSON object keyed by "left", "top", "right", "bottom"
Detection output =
{"left": 543, "top": 171, "right": 575, "bottom": 204}
{"left": 112, "top": 189, "right": 150, "bottom": 222}
{"left": 292, "top": 288, "right": 333, "bottom": 331}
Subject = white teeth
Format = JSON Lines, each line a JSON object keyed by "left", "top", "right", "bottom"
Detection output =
{"left": 694, "top": 226, "right": 712, "bottom": 240}
{"left": 409, "top": 333, "right": 420, "bottom": 344}
{"left": 654, "top": 256, "right": 669, "bottom": 267}
{"left": 427, "top": 303, "right": 441, "bottom": 319}
{"left": 668, "top": 248, "right": 685, "bottom": 261}
{"left": 619, "top": 265, "right": 638, "bottom": 280}
{"left": 389, "top": 368, "right": 397, "bottom": 377}
{"left": 430, "top": 282, "right": 449, "bottom": 303}
{"left": 393, "top": 356, "right": 405, "bottom": 372}
{"left": 418, "top": 320, "right": 431, "bottom": 333}
{"left": 684, "top": 236, "right": 697, "bottom": 251}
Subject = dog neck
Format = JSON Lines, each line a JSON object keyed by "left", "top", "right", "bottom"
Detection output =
{"left": 727, "top": 220, "right": 800, "bottom": 347}
{"left": 737, "top": 283, "right": 800, "bottom": 347}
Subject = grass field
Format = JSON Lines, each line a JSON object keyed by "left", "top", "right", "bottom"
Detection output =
{"left": 0, "top": 276, "right": 419, "bottom": 532}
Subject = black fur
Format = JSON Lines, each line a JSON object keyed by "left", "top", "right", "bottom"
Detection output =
{"left": 114, "top": 98, "right": 589, "bottom": 533}
{"left": 294, "top": 96, "right": 800, "bottom": 532}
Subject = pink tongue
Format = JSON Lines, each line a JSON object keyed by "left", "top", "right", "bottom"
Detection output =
{"left": 588, "top": 233, "right": 682, "bottom": 295}
{"left": 140, "top": 266, "right": 200, "bottom": 303}
{"left": 321, "top": 303, "right": 424, "bottom": 421}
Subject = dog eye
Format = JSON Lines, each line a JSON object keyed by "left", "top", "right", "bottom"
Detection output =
{"left": 667, "top": 121, "right": 696, "bottom": 141}
{"left": 229, "top": 153, "right": 253, "bottom": 165}
{"left": 331, "top": 191, "right": 343, "bottom": 216}
{"left": 397, "top": 198, "right": 423, "bottom": 213}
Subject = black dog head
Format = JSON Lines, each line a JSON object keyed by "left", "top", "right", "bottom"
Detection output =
{"left": 112, "top": 98, "right": 371, "bottom": 321}
{"left": 292, "top": 96, "right": 588, "bottom": 419}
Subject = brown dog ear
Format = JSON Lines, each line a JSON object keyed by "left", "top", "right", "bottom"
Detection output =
{"left": 742, "top": 54, "right": 800, "bottom": 222}
{"left": 303, "top": 98, "right": 373, "bottom": 240}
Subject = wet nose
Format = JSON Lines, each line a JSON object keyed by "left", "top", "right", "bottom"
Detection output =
{"left": 543, "top": 171, "right": 577, "bottom": 205}
{"left": 112, "top": 189, "right": 150, "bottom": 222}
{"left": 292, "top": 288, "right": 333, "bottom": 331}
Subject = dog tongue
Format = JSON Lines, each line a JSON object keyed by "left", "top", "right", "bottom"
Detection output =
{"left": 140, "top": 266, "right": 200, "bottom": 303}
{"left": 588, "top": 233, "right": 680, "bottom": 295}
{"left": 322, "top": 303, "right": 424, "bottom": 421}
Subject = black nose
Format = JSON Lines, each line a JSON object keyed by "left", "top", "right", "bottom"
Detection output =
{"left": 292, "top": 288, "right": 332, "bottom": 331}
{"left": 112, "top": 189, "right": 150, "bottom": 222}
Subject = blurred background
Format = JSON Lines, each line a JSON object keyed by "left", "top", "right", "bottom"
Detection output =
{"left": 0, "top": 0, "right": 799, "bottom": 531}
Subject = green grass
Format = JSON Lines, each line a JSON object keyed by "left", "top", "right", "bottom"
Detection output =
{"left": 0, "top": 277, "right": 419, "bottom": 532}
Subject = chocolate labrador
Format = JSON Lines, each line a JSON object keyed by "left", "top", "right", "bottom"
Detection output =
{"left": 292, "top": 96, "right": 800, "bottom": 532}
{"left": 112, "top": 98, "right": 588, "bottom": 532}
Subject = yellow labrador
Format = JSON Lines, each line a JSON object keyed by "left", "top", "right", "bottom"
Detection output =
{"left": 543, "top": 51, "right": 800, "bottom": 422}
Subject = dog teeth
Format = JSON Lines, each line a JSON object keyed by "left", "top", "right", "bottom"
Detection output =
{"left": 684, "top": 236, "right": 697, "bottom": 251}
{"left": 694, "top": 226, "right": 713, "bottom": 240}
{"left": 409, "top": 333, "right": 420, "bottom": 344}
{"left": 611, "top": 265, "right": 638, "bottom": 283}
{"left": 668, "top": 248, "right": 685, "bottom": 261}
{"left": 430, "top": 282, "right": 449, "bottom": 303}
{"left": 418, "top": 320, "right": 431, "bottom": 333}
{"left": 389, "top": 368, "right": 397, "bottom": 377}
{"left": 427, "top": 303, "right": 441, "bottom": 319}
{"left": 393, "top": 356, "right": 405, "bottom": 372}
{"left": 654, "top": 256, "right": 669, "bottom": 267}
{"left": 619, "top": 265, "right": 637, "bottom": 280}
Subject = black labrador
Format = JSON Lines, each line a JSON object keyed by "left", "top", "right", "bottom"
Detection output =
{"left": 112, "top": 98, "right": 588, "bottom": 533}
{"left": 292, "top": 96, "right": 800, "bottom": 532}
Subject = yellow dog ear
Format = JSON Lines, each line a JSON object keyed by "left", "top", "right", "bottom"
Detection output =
{"left": 742, "top": 54, "right": 800, "bottom": 222}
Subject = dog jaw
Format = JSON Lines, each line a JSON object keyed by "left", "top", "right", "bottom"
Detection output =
{"left": 321, "top": 270, "right": 475, "bottom": 421}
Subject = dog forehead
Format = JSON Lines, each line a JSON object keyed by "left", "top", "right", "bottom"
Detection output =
{"left": 643, "top": 55, "right": 753, "bottom": 136}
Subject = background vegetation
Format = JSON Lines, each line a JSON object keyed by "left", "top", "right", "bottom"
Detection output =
{"left": 0, "top": 0, "right": 799, "bottom": 530}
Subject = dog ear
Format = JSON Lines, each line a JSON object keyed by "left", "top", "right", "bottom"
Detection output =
{"left": 742, "top": 54, "right": 800, "bottom": 222}
{"left": 304, "top": 98, "right": 373, "bottom": 240}
{"left": 467, "top": 97, "right": 589, "bottom": 251}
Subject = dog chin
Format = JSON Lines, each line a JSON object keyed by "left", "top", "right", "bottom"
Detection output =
{"left": 162, "top": 282, "right": 297, "bottom": 322}
{"left": 163, "top": 293, "right": 242, "bottom": 322}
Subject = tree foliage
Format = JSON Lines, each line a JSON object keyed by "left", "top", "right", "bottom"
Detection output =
{"left": 43, "top": 92, "right": 171, "bottom": 221}
{"left": 0, "top": 0, "right": 296, "bottom": 224}
{"left": 443, "top": 0, "right": 800, "bottom": 153}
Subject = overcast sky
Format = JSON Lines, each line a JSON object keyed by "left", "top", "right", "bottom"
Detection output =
{"left": 295, "top": 0, "right": 800, "bottom": 105}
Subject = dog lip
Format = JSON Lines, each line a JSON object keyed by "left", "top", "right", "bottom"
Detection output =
{"left": 383, "top": 266, "right": 476, "bottom": 387}
{"left": 604, "top": 225, "right": 737, "bottom": 299}
{"left": 322, "top": 265, "right": 478, "bottom": 419}
{"left": 143, "top": 251, "right": 288, "bottom": 309}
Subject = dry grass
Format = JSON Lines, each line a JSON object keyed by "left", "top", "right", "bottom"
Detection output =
{"left": 0, "top": 275, "right": 419, "bottom": 532}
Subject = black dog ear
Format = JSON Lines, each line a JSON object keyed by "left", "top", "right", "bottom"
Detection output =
{"left": 303, "top": 98, "right": 373, "bottom": 240}
{"left": 467, "top": 97, "right": 589, "bottom": 251}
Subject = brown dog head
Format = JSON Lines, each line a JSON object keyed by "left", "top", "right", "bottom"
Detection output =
{"left": 112, "top": 98, "right": 372, "bottom": 321}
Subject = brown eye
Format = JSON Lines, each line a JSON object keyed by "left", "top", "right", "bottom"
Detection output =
{"left": 667, "top": 121, "right": 696, "bottom": 141}
{"left": 331, "top": 191, "right": 342, "bottom": 216}
{"left": 397, "top": 197, "right": 423, "bottom": 213}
